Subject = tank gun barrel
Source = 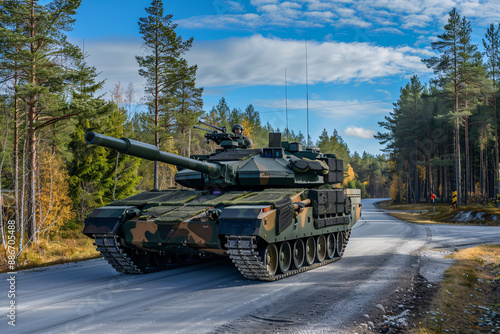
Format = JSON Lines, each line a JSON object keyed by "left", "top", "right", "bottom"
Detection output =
{"left": 85, "top": 132, "right": 222, "bottom": 177}
{"left": 193, "top": 125, "right": 216, "bottom": 133}
{"left": 198, "top": 121, "right": 226, "bottom": 133}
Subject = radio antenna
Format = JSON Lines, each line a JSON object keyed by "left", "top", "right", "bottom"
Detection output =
{"left": 285, "top": 67, "right": 288, "bottom": 140}
{"left": 305, "top": 34, "right": 310, "bottom": 147}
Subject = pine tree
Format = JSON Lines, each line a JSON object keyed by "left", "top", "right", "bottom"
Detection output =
{"left": 0, "top": 0, "right": 85, "bottom": 243}
{"left": 68, "top": 102, "right": 140, "bottom": 222}
{"left": 330, "top": 129, "right": 350, "bottom": 163}
{"left": 243, "top": 104, "right": 265, "bottom": 147}
{"left": 483, "top": 23, "right": 500, "bottom": 185}
{"left": 422, "top": 8, "right": 483, "bottom": 205}
{"left": 376, "top": 76, "right": 425, "bottom": 203}
{"left": 67, "top": 56, "right": 109, "bottom": 221}
{"left": 136, "top": 0, "right": 193, "bottom": 190}
{"left": 228, "top": 108, "right": 243, "bottom": 127}
{"left": 208, "top": 97, "right": 231, "bottom": 131}
{"left": 316, "top": 129, "right": 331, "bottom": 152}
{"left": 171, "top": 62, "right": 204, "bottom": 157}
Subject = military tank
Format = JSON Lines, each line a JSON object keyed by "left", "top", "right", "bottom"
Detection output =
{"left": 83, "top": 122, "right": 361, "bottom": 281}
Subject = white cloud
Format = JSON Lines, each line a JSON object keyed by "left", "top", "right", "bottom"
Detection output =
{"left": 177, "top": 0, "right": 500, "bottom": 34}
{"left": 179, "top": 1, "right": 316, "bottom": 29}
{"left": 75, "top": 34, "right": 430, "bottom": 102}
{"left": 225, "top": 1, "right": 246, "bottom": 12}
{"left": 376, "top": 89, "right": 392, "bottom": 99}
{"left": 344, "top": 126, "right": 377, "bottom": 139}
{"left": 251, "top": 0, "right": 278, "bottom": 6}
{"left": 186, "top": 34, "right": 431, "bottom": 87}
{"left": 303, "top": 10, "right": 335, "bottom": 21}
{"left": 336, "top": 17, "right": 372, "bottom": 28}
{"left": 254, "top": 98, "right": 392, "bottom": 118}
{"left": 213, "top": 0, "right": 246, "bottom": 14}
{"left": 371, "top": 27, "right": 404, "bottom": 35}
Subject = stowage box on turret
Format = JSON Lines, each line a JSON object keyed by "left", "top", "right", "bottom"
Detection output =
{"left": 83, "top": 122, "right": 361, "bottom": 281}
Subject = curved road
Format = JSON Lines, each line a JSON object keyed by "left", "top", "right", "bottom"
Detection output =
{"left": 2, "top": 199, "right": 500, "bottom": 334}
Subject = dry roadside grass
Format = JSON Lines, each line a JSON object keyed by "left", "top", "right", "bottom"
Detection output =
{"left": 379, "top": 200, "right": 500, "bottom": 226}
{"left": 0, "top": 230, "right": 100, "bottom": 273}
{"left": 378, "top": 201, "right": 500, "bottom": 333}
{"left": 416, "top": 245, "right": 500, "bottom": 333}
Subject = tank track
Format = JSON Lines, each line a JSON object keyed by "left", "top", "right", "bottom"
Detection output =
{"left": 94, "top": 234, "right": 200, "bottom": 274}
{"left": 226, "top": 230, "right": 350, "bottom": 281}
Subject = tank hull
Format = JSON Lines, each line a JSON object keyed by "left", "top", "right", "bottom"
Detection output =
{"left": 84, "top": 188, "right": 361, "bottom": 280}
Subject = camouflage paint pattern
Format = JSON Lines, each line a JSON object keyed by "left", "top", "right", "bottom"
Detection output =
{"left": 129, "top": 221, "right": 158, "bottom": 247}
{"left": 83, "top": 132, "right": 362, "bottom": 265}
{"left": 85, "top": 188, "right": 361, "bottom": 257}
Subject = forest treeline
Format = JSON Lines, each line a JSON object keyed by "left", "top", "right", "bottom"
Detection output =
{"left": 376, "top": 8, "right": 500, "bottom": 206}
{"left": 0, "top": 0, "right": 386, "bottom": 260}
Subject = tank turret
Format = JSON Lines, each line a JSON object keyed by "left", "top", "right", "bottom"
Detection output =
{"left": 85, "top": 128, "right": 344, "bottom": 190}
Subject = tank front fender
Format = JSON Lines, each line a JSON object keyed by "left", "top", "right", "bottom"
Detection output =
{"left": 219, "top": 218, "right": 261, "bottom": 235}
{"left": 83, "top": 217, "right": 121, "bottom": 237}
{"left": 218, "top": 205, "right": 275, "bottom": 236}
{"left": 83, "top": 206, "right": 138, "bottom": 237}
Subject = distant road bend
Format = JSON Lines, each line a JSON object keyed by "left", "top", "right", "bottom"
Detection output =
{"left": 2, "top": 198, "right": 500, "bottom": 334}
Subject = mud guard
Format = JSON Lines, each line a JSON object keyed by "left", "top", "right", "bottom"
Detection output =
{"left": 83, "top": 206, "right": 138, "bottom": 237}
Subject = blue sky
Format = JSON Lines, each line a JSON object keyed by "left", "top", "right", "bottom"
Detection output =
{"left": 65, "top": 0, "right": 500, "bottom": 155}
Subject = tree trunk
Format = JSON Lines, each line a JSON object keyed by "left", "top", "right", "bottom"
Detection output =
{"left": 455, "top": 116, "right": 461, "bottom": 206}
{"left": 153, "top": 26, "right": 160, "bottom": 191}
{"left": 480, "top": 127, "right": 485, "bottom": 195}
{"left": 454, "top": 46, "right": 461, "bottom": 206}
{"left": 465, "top": 114, "right": 469, "bottom": 204}
{"left": 428, "top": 144, "right": 432, "bottom": 199}
{"left": 27, "top": 121, "right": 38, "bottom": 242}
{"left": 495, "top": 95, "right": 499, "bottom": 205}
{"left": 14, "top": 71, "right": 20, "bottom": 231}
{"left": 486, "top": 142, "right": 489, "bottom": 197}
{"left": 405, "top": 157, "right": 409, "bottom": 203}
{"left": 414, "top": 133, "right": 418, "bottom": 203}
{"left": 27, "top": 1, "right": 37, "bottom": 242}
{"left": 188, "top": 128, "right": 192, "bottom": 157}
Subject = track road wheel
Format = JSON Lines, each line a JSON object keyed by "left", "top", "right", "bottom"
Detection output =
{"left": 326, "top": 233, "right": 336, "bottom": 259}
{"left": 316, "top": 234, "right": 326, "bottom": 262}
{"left": 153, "top": 252, "right": 171, "bottom": 267}
{"left": 264, "top": 243, "right": 278, "bottom": 276}
{"left": 125, "top": 249, "right": 149, "bottom": 271}
{"left": 279, "top": 242, "right": 292, "bottom": 273}
{"left": 293, "top": 239, "right": 305, "bottom": 269}
{"left": 306, "top": 237, "right": 316, "bottom": 265}
{"left": 335, "top": 231, "right": 344, "bottom": 257}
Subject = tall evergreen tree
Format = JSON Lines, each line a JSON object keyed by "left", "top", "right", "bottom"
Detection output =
{"left": 171, "top": 62, "right": 204, "bottom": 157}
{"left": 136, "top": 0, "right": 193, "bottom": 190}
{"left": 69, "top": 101, "right": 140, "bottom": 222}
{"left": 422, "top": 8, "right": 462, "bottom": 204}
{"left": 422, "top": 8, "right": 484, "bottom": 205}
{"left": 242, "top": 104, "right": 263, "bottom": 147}
{"left": 228, "top": 107, "right": 243, "bottom": 128}
{"left": 483, "top": 23, "right": 500, "bottom": 184}
{"left": 0, "top": 0, "right": 85, "bottom": 242}
{"left": 207, "top": 97, "right": 231, "bottom": 131}
{"left": 67, "top": 56, "right": 109, "bottom": 221}
{"left": 376, "top": 76, "right": 425, "bottom": 203}
{"left": 457, "top": 16, "right": 487, "bottom": 203}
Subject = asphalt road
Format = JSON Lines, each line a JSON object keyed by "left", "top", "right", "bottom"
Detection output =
{"left": 2, "top": 198, "right": 500, "bottom": 334}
